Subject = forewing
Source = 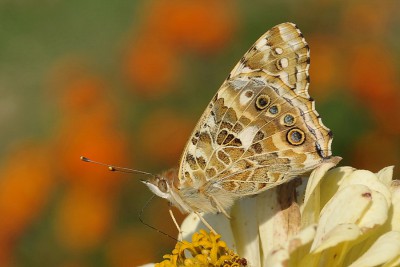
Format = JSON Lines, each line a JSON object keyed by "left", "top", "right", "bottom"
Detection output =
{"left": 178, "top": 23, "right": 335, "bottom": 196}
{"left": 229, "top": 22, "right": 311, "bottom": 98}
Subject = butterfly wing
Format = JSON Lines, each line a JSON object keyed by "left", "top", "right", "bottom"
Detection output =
{"left": 178, "top": 22, "right": 337, "bottom": 197}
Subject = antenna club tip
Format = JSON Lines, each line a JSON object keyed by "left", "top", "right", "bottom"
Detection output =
{"left": 79, "top": 156, "right": 151, "bottom": 176}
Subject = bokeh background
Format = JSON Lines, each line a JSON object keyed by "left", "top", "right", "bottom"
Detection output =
{"left": 0, "top": 0, "right": 399, "bottom": 266}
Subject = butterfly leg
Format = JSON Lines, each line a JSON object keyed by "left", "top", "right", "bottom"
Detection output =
{"left": 194, "top": 211, "right": 218, "bottom": 234}
{"left": 168, "top": 208, "right": 183, "bottom": 241}
{"left": 209, "top": 195, "right": 231, "bottom": 219}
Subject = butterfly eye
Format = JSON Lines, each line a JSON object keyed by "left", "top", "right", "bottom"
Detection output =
{"left": 287, "top": 128, "right": 306, "bottom": 145}
{"left": 158, "top": 179, "right": 168, "bottom": 193}
{"left": 255, "top": 94, "right": 270, "bottom": 110}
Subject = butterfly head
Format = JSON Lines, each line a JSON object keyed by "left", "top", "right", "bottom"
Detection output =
{"left": 141, "top": 168, "right": 181, "bottom": 204}
{"left": 141, "top": 175, "right": 172, "bottom": 200}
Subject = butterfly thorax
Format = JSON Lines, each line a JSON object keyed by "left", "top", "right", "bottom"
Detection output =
{"left": 176, "top": 176, "right": 238, "bottom": 214}
{"left": 142, "top": 168, "right": 237, "bottom": 214}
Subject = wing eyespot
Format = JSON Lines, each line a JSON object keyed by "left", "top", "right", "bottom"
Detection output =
{"left": 267, "top": 104, "right": 280, "bottom": 116}
{"left": 281, "top": 113, "right": 296, "bottom": 127}
{"left": 286, "top": 128, "right": 306, "bottom": 146}
{"left": 255, "top": 94, "right": 270, "bottom": 111}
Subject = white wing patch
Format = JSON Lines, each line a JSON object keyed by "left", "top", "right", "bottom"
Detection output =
{"left": 238, "top": 126, "right": 259, "bottom": 149}
{"left": 239, "top": 89, "right": 254, "bottom": 106}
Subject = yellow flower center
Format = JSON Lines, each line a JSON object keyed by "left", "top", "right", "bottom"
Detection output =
{"left": 155, "top": 229, "right": 246, "bottom": 267}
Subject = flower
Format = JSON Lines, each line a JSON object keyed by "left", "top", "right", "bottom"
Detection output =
{"left": 154, "top": 230, "right": 246, "bottom": 267}
{"left": 148, "top": 163, "right": 400, "bottom": 266}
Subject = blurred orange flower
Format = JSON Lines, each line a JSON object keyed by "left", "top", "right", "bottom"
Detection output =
{"left": 55, "top": 116, "right": 128, "bottom": 193}
{"left": 48, "top": 60, "right": 135, "bottom": 258}
{"left": 0, "top": 144, "right": 54, "bottom": 267}
{"left": 60, "top": 74, "right": 108, "bottom": 112}
{"left": 50, "top": 61, "right": 118, "bottom": 123}
{"left": 51, "top": 65, "right": 130, "bottom": 193}
{"left": 55, "top": 186, "right": 115, "bottom": 251}
{"left": 123, "top": 0, "right": 236, "bottom": 98}
{"left": 347, "top": 43, "right": 400, "bottom": 134}
{"left": 0, "top": 243, "right": 13, "bottom": 267}
{"left": 147, "top": 0, "right": 236, "bottom": 53}
{"left": 0, "top": 144, "right": 54, "bottom": 242}
{"left": 308, "top": 34, "right": 341, "bottom": 101}
{"left": 124, "top": 37, "right": 181, "bottom": 97}
{"left": 138, "top": 109, "right": 193, "bottom": 166}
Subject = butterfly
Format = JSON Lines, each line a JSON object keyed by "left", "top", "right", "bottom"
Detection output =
{"left": 142, "top": 22, "right": 340, "bottom": 221}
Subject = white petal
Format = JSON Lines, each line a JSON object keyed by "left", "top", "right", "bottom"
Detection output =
{"left": 382, "top": 255, "right": 400, "bottom": 267}
{"left": 312, "top": 223, "right": 361, "bottom": 253}
{"left": 284, "top": 224, "right": 317, "bottom": 266}
{"left": 308, "top": 224, "right": 362, "bottom": 266}
{"left": 204, "top": 213, "right": 236, "bottom": 250}
{"left": 339, "top": 169, "right": 392, "bottom": 207}
{"left": 257, "top": 183, "right": 301, "bottom": 264}
{"left": 287, "top": 224, "right": 317, "bottom": 253}
{"left": 311, "top": 185, "right": 372, "bottom": 251}
{"left": 257, "top": 188, "right": 282, "bottom": 257}
{"left": 357, "top": 189, "right": 389, "bottom": 230}
{"left": 319, "top": 166, "right": 356, "bottom": 206}
{"left": 303, "top": 162, "right": 340, "bottom": 208}
{"left": 268, "top": 221, "right": 326, "bottom": 266}
{"left": 301, "top": 162, "right": 340, "bottom": 227}
{"left": 264, "top": 247, "right": 289, "bottom": 267}
{"left": 137, "top": 264, "right": 155, "bottom": 267}
{"left": 376, "top": 166, "right": 394, "bottom": 187}
{"left": 348, "top": 231, "right": 400, "bottom": 267}
{"left": 390, "top": 180, "right": 400, "bottom": 232}
{"left": 180, "top": 212, "right": 201, "bottom": 240}
{"left": 231, "top": 195, "right": 261, "bottom": 266}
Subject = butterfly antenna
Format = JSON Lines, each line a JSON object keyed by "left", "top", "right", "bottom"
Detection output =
{"left": 80, "top": 156, "right": 154, "bottom": 177}
{"left": 139, "top": 195, "right": 178, "bottom": 241}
